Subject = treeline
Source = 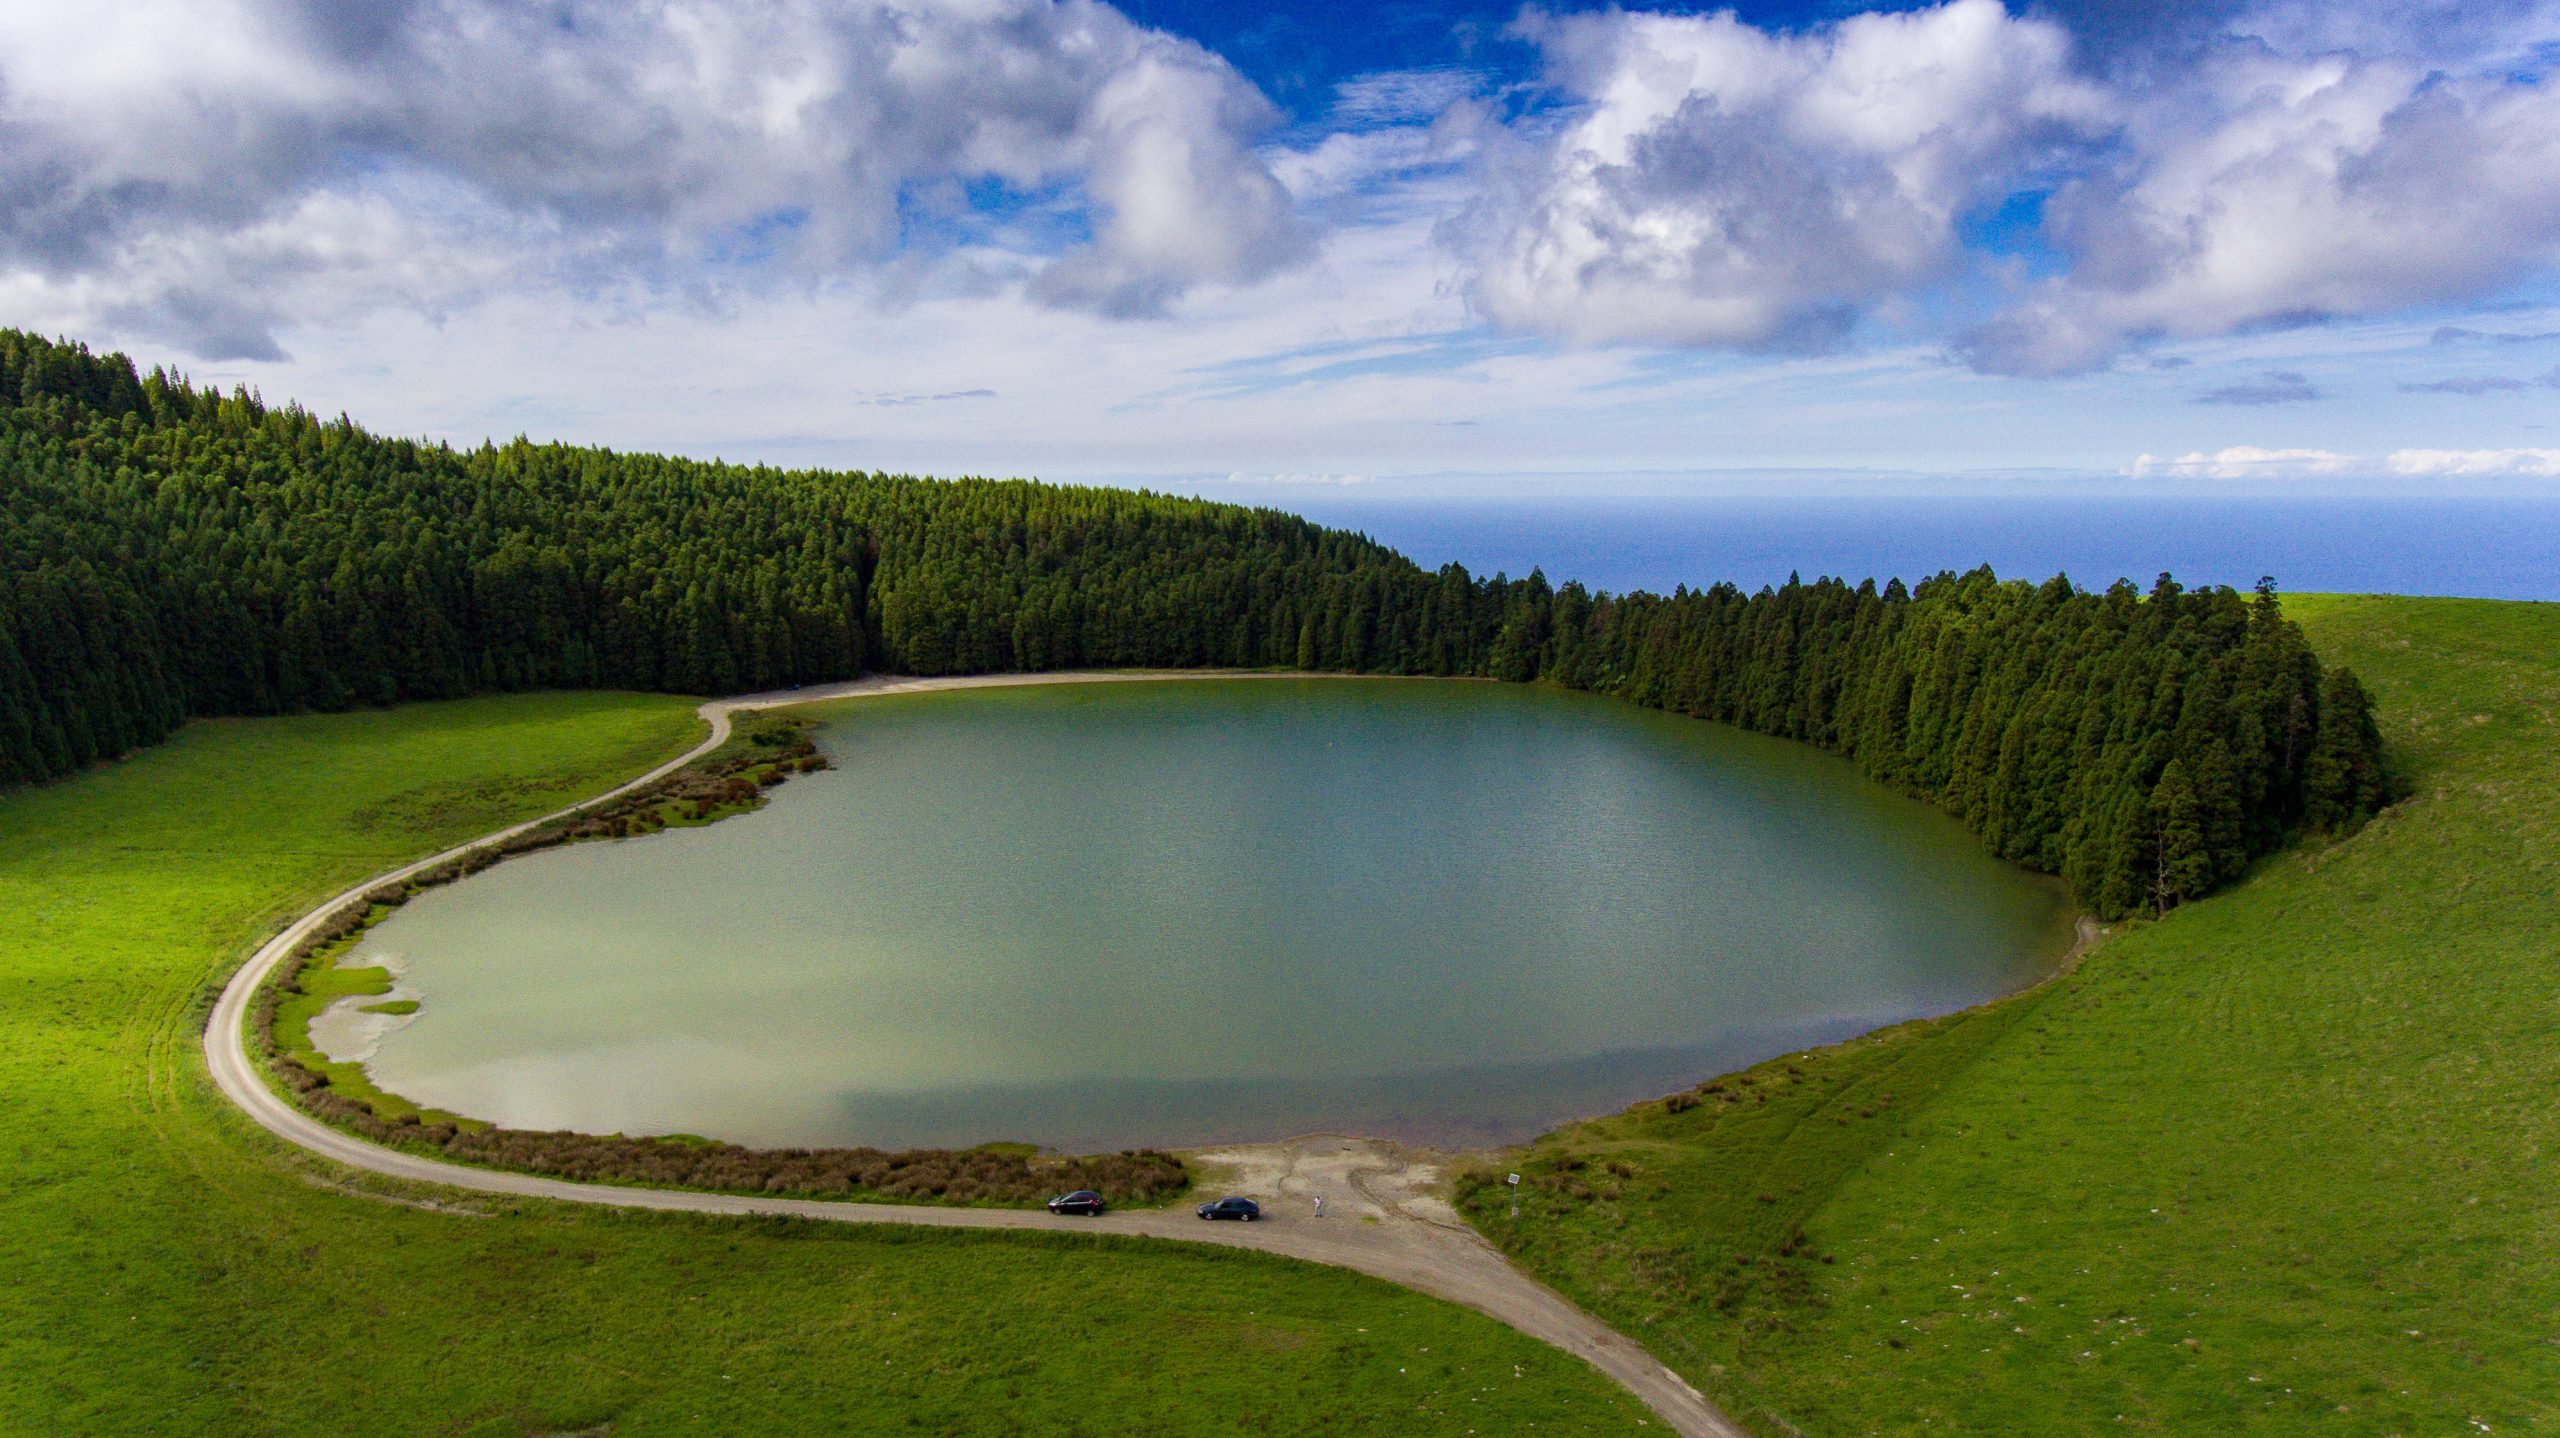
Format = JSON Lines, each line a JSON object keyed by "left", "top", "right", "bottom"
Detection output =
{"left": 0, "top": 330, "right": 1432, "bottom": 779}
{"left": 0, "top": 329, "right": 2383, "bottom": 916}
{"left": 1475, "top": 568, "right": 2386, "bottom": 917}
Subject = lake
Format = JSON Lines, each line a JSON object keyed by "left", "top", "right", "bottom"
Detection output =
{"left": 340, "top": 678, "right": 2073, "bottom": 1152}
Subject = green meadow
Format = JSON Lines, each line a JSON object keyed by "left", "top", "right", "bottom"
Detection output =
{"left": 1461, "top": 595, "right": 2560, "bottom": 1434}
{"left": 0, "top": 692, "right": 1645, "bottom": 1436}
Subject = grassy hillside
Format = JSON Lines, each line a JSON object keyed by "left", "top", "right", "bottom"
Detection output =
{"left": 1462, "top": 595, "right": 2559, "bottom": 1434}
{"left": 0, "top": 692, "right": 1646, "bottom": 1436}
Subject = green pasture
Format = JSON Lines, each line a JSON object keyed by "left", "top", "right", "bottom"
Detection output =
{"left": 1462, "top": 596, "right": 2560, "bottom": 1434}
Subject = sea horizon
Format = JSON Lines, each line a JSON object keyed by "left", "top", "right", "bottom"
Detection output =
{"left": 1132, "top": 479, "right": 2560, "bottom": 603}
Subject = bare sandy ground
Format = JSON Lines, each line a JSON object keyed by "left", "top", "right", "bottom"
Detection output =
{"left": 203, "top": 670, "right": 1749, "bottom": 1436}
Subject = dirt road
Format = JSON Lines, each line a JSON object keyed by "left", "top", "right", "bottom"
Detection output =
{"left": 203, "top": 671, "right": 1743, "bottom": 1438}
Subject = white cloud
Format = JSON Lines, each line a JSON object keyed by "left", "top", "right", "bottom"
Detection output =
{"left": 1965, "top": 42, "right": 2560, "bottom": 374}
{"left": 2226, "top": 0, "right": 2560, "bottom": 75}
{"left": 0, "top": 0, "right": 1308, "bottom": 356}
{"left": 1214, "top": 471, "right": 1375, "bottom": 486}
{"left": 1329, "top": 68, "right": 1485, "bottom": 127}
{"left": 2386, "top": 447, "right": 2560, "bottom": 476}
{"left": 0, "top": 176, "right": 533, "bottom": 362}
{"left": 8, "top": 0, "right": 2560, "bottom": 483}
{"left": 1435, "top": 0, "right": 2560, "bottom": 374}
{"left": 2194, "top": 370, "right": 2323, "bottom": 405}
{"left": 2126, "top": 446, "right": 2358, "bottom": 478}
{"left": 1027, "top": 51, "right": 1311, "bottom": 316}
{"left": 1451, "top": 0, "right": 2107, "bottom": 350}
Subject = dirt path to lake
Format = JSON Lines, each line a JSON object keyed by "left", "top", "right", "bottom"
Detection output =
{"left": 205, "top": 671, "right": 1744, "bottom": 1437}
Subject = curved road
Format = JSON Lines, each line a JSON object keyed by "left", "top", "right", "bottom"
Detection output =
{"left": 205, "top": 672, "right": 1743, "bottom": 1438}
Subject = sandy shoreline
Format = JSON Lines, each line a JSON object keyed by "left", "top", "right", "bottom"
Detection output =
{"left": 718, "top": 665, "right": 1434, "bottom": 712}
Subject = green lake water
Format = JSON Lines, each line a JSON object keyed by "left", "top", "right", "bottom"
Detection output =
{"left": 344, "top": 679, "right": 2072, "bottom": 1152}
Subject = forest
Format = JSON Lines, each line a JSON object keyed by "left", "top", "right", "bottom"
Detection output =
{"left": 0, "top": 330, "right": 2383, "bottom": 918}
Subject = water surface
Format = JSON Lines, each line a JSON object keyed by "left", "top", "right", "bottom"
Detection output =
{"left": 1243, "top": 489, "right": 2560, "bottom": 601}
{"left": 350, "top": 679, "right": 2071, "bottom": 1150}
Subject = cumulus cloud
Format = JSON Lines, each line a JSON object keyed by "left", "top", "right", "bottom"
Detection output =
{"left": 2223, "top": 0, "right": 2560, "bottom": 76}
{"left": 14, "top": 0, "right": 2560, "bottom": 393}
{"left": 1449, "top": 0, "right": 2107, "bottom": 350}
{"left": 2196, "top": 370, "right": 2323, "bottom": 405}
{"left": 1439, "top": 0, "right": 2560, "bottom": 374}
{"left": 2386, "top": 447, "right": 2560, "bottom": 475}
{"left": 0, "top": 176, "right": 529, "bottom": 362}
{"left": 1028, "top": 53, "right": 1313, "bottom": 317}
{"left": 2126, "top": 446, "right": 2357, "bottom": 478}
{"left": 1963, "top": 40, "right": 2560, "bottom": 374}
{"left": 0, "top": 0, "right": 1308, "bottom": 355}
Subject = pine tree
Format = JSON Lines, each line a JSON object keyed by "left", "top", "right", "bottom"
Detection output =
{"left": 2302, "top": 668, "right": 2385, "bottom": 831}
{"left": 2149, "top": 758, "right": 2211, "bottom": 915}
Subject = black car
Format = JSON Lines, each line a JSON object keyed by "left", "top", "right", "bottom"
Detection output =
{"left": 1196, "top": 1196, "right": 1261, "bottom": 1221}
{"left": 1047, "top": 1190, "right": 1105, "bottom": 1216}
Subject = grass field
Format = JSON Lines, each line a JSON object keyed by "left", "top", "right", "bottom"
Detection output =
{"left": 0, "top": 692, "right": 1647, "bottom": 1436}
{"left": 1460, "top": 595, "right": 2560, "bottom": 1434}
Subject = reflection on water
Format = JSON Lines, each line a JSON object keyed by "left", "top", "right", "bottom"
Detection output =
{"left": 353, "top": 679, "right": 2072, "bottom": 1150}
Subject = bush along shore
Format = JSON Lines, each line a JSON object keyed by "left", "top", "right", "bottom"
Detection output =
{"left": 249, "top": 710, "right": 1191, "bottom": 1208}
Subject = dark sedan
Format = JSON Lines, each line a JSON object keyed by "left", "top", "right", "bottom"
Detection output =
{"left": 1195, "top": 1196, "right": 1261, "bottom": 1221}
{"left": 1047, "top": 1190, "right": 1106, "bottom": 1216}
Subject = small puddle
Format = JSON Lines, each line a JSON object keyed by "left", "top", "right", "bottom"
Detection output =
{"left": 308, "top": 948, "right": 423, "bottom": 1064}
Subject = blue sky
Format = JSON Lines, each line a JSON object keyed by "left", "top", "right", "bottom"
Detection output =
{"left": 2, "top": 0, "right": 2557, "bottom": 490}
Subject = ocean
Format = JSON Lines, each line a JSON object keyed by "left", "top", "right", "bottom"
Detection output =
{"left": 1197, "top": 488, "right": 2558, "bottom": 601}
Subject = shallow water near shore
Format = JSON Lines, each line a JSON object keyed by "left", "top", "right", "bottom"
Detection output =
{"left": 347, "top": 678, "right": 2073, "bottom": 1151}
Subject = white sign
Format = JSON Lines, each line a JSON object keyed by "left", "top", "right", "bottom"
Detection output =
{"left": 1507, "top": 1173, "right": 1520, "bottom": 1186}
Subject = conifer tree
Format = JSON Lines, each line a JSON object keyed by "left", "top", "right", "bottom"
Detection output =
{"left": 2149, "top": 758, "right": 2211, "bottom": 915}
{"left": 2302, "top": 668, "right": 2386, "bottom": 831}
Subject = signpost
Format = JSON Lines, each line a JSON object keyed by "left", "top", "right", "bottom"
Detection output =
{"left": 1507, "top": 1172, "right": 1520, "bottom": 1218}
